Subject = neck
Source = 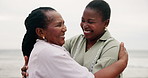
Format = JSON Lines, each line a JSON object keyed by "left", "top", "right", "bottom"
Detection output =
{"left": 86, "top": 39, "right": 97, "bottom": 52}
{"left": 85, "top": 30, "right": 106, "bottom": 51}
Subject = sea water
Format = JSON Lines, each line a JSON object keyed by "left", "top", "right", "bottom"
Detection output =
{"left": 0, "top": 49, "right": 148, "bottom": 78}
{"left": 0, "top": 49, "right": 24, "bottom": 78}
{"left": 123, "top": 50, "right": 148, "bottom": 78}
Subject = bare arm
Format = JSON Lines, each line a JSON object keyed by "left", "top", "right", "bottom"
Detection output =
{"left": 94, "top": 42, "right": 128, "bottom": 78}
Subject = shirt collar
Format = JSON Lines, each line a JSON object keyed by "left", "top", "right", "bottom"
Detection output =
{"left": 36, "top": 39, "right": 66, "bottom": 50}
{"left": 81, "top": 29, "right": 112, "bottom": 41}
{"left": 98, "top": 29, "right": 112, "bottom": 41}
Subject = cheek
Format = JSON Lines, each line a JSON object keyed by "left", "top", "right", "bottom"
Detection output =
{"left": 45, "top": 30, "right": 55, "bottom": 41}
{"left": 53, "top": 31, "right": 61, "bottom": 40}
{"left": 80, "top": 23, "right": 83, "bottom": 28}
{"left": 91, "top": 24, "right": 98, "bottom": 30}
{"left": 45, "top": 33, "right": 52, "bottom": 41}
{"left": 95, "top": 23, "right": 104, "bottom": 29}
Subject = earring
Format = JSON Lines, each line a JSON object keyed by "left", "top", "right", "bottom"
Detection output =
{"left": 42, "top": 36, "right": 45, "bottom": 40}
{"left": 42, "top": 36, "right": 47, "bottom": 41}
{"left": 105, "top": 27, "right": 107, "bottom": 31}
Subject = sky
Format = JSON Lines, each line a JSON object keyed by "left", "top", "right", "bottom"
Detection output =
{"left": 0, "top": 0, "right": 148, "bottom": 50}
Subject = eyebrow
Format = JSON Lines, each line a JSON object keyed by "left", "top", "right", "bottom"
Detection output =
{"left": 82, "top": 17, "right": 96, "bottom": 20}
{"left": 54, "top": 20, "right": 65, "bottom": 25}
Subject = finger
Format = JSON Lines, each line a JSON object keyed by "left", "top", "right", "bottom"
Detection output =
{"left": 118, "top": 42, "right": 125, "bottom": 59}
{"left": 21, "top": 71, "right": 28, "bottom": 78}
{"left": 21, "top": 71, "right": 25, "bottom": 76}
{"left": 26, "top": 72, "right": 29, "bottom": 76}
{"left": 21, "top": 72, "right": 27, "bottom": 78}
{"left": 24, "top": 56, "right": 29, "bottom": 66}
{"left": 21, "top": 66, "right": 25, "bottom": 71}
{"left": 119, "top": 42, "right": 128, "bottom": 60}
{"left": 120, "top": 42, "right": 128, "bottom": 54}
{"left": 120, "top": 42, "right": 124, "bottom": 52}
{"left": 21, "top": 66, "right": 28, "bottom": 71}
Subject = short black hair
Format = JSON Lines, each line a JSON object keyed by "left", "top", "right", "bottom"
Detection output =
{"left": 86, "top": 0, "right": 111, "bottom": 21}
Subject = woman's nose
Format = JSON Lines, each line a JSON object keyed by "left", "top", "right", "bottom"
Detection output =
{"left": 83, "top": 23, "right": 89, "bottom": 29}
{"left": 62, "top": 25, "right": 67, "bottom": 32}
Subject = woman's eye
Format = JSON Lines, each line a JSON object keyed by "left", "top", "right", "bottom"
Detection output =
{"left": 81, "top": 20, "right": 85, "bottom": 22}
{"left": 88, "top": 21, "right": 95, "bottom": 24}
{"left": 56, "top": 24, "right": 61, "bottom": 27}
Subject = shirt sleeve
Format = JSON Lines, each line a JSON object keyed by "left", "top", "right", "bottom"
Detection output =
{"left": 93, "top": 41, "right": 120, "bottom": 74}
{"left": 63, "top": 38, "right": 72, "bottom": 53}
{"left": 63, "top": 34, "right": 83, "bottom": 53}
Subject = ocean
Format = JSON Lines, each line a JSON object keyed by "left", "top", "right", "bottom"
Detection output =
{"left": 0, "top": 49, "right": 148, "bottom": 78}
{"left": 123, "top": 50, "right": 148, "bottom": 78}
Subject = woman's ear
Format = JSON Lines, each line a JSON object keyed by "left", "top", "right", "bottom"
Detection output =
{"left": 104, "top": 19, "right": 110, "bottom": 28}
{"left": 36, "top": 28, "right": 45, "bottom": 39}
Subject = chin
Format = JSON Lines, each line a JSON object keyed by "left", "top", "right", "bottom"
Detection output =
{"left": 84, "top": 35, "right": 91, "bottom": 39}
{"left": 59, "top": 41, "right": 65, "bottom": 46}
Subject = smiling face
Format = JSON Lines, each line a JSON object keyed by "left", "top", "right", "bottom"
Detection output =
{"left": 80, "top": 8, "right": 109, "bottom": 41}
{"left": 43, "top": 11, "right": 67, "bottom": 46}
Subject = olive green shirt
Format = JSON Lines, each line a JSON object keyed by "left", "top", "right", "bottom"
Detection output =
{"left": 63, "top": 30, "right": 122, "bottom": 77}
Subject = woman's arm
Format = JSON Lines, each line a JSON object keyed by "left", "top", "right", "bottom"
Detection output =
{"left": 21, "top": 42, "right": 128, "bottom": 78}
{"left": 94, "top": 42, "right": 128, "bottom": 78}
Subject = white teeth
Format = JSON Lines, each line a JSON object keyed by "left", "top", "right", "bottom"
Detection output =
{"left": 84, "top": 30, "right": 91, "bottom": 33}
{"left": 60, "top": 36, "right": 64, "bottom": 37}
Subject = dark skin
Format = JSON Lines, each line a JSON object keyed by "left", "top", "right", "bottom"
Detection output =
{"left": 21, "top": 4, "right": 128, "bottom": 78}
{"left": 80, "top": 8, "right": 110, "bottom": 52}
{"left": 21, "top": 42, "right": 128, "bottom": 78}
{"left": 21, "top": 56, "right": 28, "bottom": 78}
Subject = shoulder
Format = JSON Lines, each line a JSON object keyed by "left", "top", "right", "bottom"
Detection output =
{"left": 102, "top": 36, "right": 120, "bottom": 50}
{"left": 101, "top": 30, "right": 120, "bottom": 48}
{"left": 101, "top": 30, "right": 120, "bottom": 53}
{"left": 101, "top": 37, "right": 120, "bottom": 57}
{"left": 64, "top": 34, "right": 84, "bottom": 47}
{"left": 32, "top": 40, "right": 63, "bottom": 57}
{"left": 106, "top": 37, "right": 120, "bottom": 46}
{"left": 63, "top": 34, "right": 84, "bottom": 53}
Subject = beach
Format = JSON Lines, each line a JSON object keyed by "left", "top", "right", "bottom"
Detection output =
{"left": 0, "top": 49, "right": 148, "bottom": 78}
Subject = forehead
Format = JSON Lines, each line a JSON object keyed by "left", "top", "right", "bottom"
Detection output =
{"left": 83, "top": 8, "right": 102, "bottom": 19}
{"left": 45, "top": 11, "right": 63, "bottom": 23}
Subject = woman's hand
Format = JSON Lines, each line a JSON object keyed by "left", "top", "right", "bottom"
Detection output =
{"left": 21, "top": 56, "right": 29, "bottom": 78}
{"left": 94, "top": 42, "right": 128, "bottom": 78}
{"left": 118, "top": 42, "right": 128, "bottom": 67}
